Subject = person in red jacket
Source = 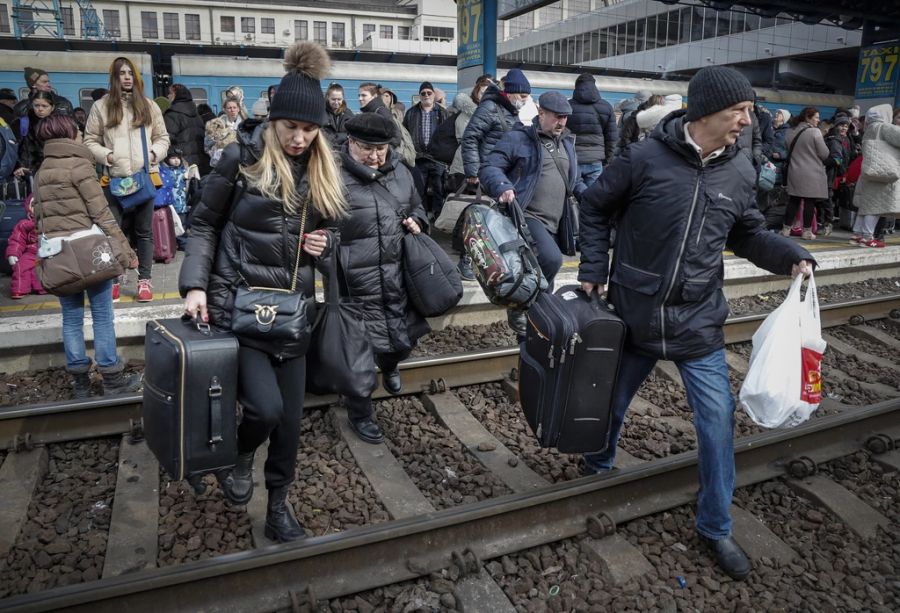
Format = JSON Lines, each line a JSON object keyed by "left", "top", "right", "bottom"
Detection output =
{"left": 5, "top": 194, "right": 44, "bottom": 298}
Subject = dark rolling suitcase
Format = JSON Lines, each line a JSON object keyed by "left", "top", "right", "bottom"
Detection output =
{"left": 152, "top": 206, "right": 177, "bottom": 263}
{"left": 144, "top": 317, "right": 239, "bottom": 486}
{"left": 1, "top": 181, "right": 30, "bottom": 275}
{"left": 518, "top": 285, "right": 626, "bottom": 453}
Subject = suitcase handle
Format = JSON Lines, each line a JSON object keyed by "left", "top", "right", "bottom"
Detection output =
{"left": 208, "top": 376, "right": 224, "bottom": 448}
{"left": 181, "top": 313, "right": 212, "bottom": 335}
{"left": 583, "top": 286, "right": 615, "bottom": 312}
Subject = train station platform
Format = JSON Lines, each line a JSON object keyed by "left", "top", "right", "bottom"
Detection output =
{"left": 1, "top": 227, "right": 898, "bottom": 372}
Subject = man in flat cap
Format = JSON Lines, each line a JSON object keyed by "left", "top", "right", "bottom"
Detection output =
{"left": 578, "top": 65, "right": 815, "bottom": 581}
{"left": 480, "top": 90, "right": 586, "bottom": 336}
{"left": 14, "top": 67, "right": 73, "bottom": 121}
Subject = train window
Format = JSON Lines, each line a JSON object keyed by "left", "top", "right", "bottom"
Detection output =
{"left": 79, "top": 89, "right": 95, "bottom": 114}
{"left": 190, "top": 88, "right": 207, "bottom": 107}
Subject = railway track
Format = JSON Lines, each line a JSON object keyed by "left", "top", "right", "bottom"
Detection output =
{"left": 3, "top": 293, "right": 898, "bottom": 451}
{"left": 0, "top": 296, "right": 898, "bottom": 611}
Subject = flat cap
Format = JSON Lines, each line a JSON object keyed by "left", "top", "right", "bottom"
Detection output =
{"left": 538, "top": 91, "right": 572, "bottom": 115}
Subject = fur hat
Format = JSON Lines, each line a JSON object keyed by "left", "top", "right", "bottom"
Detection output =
{"left": 345, "top": 112, "right": 395, "bottom": 145}
{"left": 205, "top": 117, "right": 237, "bottom": 148}
{"left": 686, "top": 66, "right": 755, "bottom": 122}
{"left": 268, "top": 41, "right": 330, "bottom": 126}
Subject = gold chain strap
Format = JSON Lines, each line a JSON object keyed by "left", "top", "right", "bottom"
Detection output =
{"left": 289, "top": 195, "right": 310, "bottom": 293}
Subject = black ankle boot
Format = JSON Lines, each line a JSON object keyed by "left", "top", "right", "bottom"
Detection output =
{"left": 71, "top": 372, "right": 92, "bottom": 399}
{"left": 264, "top": 485, "right": 305, "bottom": 543}
{"left": 101, "top": 370, "right": 141, "bottom": 395}
{"left": 221, "top": 451, "right": 255, "bottom": 505}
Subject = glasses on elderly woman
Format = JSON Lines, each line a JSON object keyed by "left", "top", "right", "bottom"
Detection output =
{"left": 351, "top": 139, "right": 390, "bottom": 155}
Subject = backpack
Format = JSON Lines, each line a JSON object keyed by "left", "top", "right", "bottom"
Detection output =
{"left": 461, "top": 200, "right": 547, "bottom": 309}
{"left": 428, "top": 111, "right": 459, "bottom": 165}
{"left": 0, "top": 119, "right": 18, "bottom": 181}
{"left": 393, "top": 118, "right": 417, "bottom": 167}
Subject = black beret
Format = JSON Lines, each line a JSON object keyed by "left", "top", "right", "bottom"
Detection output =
{"left": 345, "top": 112, "right": 395, "bottom": 145}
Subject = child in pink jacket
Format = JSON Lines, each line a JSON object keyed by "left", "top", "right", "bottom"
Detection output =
{"left": 5, "top": 195, "right": 45, "bottom": 298}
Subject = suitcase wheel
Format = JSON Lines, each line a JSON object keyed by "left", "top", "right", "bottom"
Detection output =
{"left": 187, "top": 474, "right": 207, "bottom": 496}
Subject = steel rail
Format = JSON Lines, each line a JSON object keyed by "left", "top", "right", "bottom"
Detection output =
{"left": 3, "top": 398, "right": 897, "bottom": 613}
{"left": 1, "top": 295, "right": 898, "bottom": 451}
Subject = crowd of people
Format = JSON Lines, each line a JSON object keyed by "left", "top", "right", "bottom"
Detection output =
{"left": 1, "top": 43, "right": 899, "bottom": 579}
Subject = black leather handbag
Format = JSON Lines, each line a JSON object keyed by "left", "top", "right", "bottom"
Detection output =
{"left": 230, "top": 197, "right": 314, "bottom": 345}
{"left": 402, "top": 230, "right": 463, "bottom": 317}
{"left": 306, "top": 245, "right": 377, "bottom": 397}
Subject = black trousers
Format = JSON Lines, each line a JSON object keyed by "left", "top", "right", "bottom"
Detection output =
{"left": 104, "top": 187, "right": 154, "bottom": 279}
{"left": 525, "top": 217, "right": 563, "bottom": 290}
{"left": 412, "top": 158, "right": 446, "bottom": 216}
{"left": 344, "top": 349, "right": 409, "bottom": 421}
{"left": 237, "top": 346, "right": 306, "bottom": 489}
{"left": 784, "top": 196, "right": 825, "bottom": 229}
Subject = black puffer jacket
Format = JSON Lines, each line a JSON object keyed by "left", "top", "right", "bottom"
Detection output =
{"left": 179, "top": 122, "right": 333, "bottom": 360}
{"left": 324, "top": 105, "right": 353, "bottom": 150}
{"left": 461, "top": 85, "right": 519, "bottom": 178}
{"left": 164, "top": 97, "right": 210, "bottom": 175}
{"left": 579, "top": 110, "right": 813, "bottom": 361}
{"left": 14, "top": 112, "right": 45, "bottom": 173}
{"left": 336, "top": 146, "right": 430, "bottom": 354}
{"left": 567, "top": 77, "right": 618, "bottom": 163}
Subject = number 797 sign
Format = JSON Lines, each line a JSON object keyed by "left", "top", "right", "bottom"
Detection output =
{"left": 856, "top": 44, "right": 900, "bottom": 99}
{"left": 458, "top": 0, "right": 484, "bottom": 69}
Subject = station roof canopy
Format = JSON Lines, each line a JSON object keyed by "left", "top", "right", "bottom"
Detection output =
{"left": 500, "top": 0, "right": 899, "bottom": 27}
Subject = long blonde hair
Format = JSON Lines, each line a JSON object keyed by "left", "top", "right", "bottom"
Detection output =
{"left": 241, "top": 122, "right": 346, "bottom": 219}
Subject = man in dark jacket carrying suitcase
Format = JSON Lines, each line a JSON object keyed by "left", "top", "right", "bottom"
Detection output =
{"left": 480, "top": 91, "right": 586, "bottom": 335}
{"left": 577, "top": 66, "right": 815, "bottom": 581}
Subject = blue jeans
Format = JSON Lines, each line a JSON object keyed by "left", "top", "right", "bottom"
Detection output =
{"left": 583, "top": 347, "right": 736, "bottom": 539}
{"left": 525, "top": 217, "right": 563, "bottom": 290}
{"left": 578, "top": 162, "right": 604, "bottom": 188}
{"left": 58, "top": 279, "right": 120, "bottom": 373}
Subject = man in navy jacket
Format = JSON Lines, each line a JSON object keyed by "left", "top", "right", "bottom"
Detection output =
{"left": 578, "top": 66, "right": 814, "bottom": 581}
{"left": 481, "top": 91, "right": 586, "bottom": 335}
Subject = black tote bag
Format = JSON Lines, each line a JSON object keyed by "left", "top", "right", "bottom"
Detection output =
{"left": 306, "top": 248, "right": 377, "bottom": 397}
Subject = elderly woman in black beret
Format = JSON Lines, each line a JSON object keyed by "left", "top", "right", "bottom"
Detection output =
{"left": 336, "top": 112, "right": 430, "bottom": 443}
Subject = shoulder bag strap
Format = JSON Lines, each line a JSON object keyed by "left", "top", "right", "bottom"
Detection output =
{"left": 541, "top": 138, "right": 573, "bottom": 199}
{"left": 786, "top": 126, "right": 810, "bottom": 160}
{"left": 140, "top": 126, "right": 150, "bottom": 173}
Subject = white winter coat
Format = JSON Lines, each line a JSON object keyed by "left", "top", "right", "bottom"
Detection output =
{"left": 854, "top": 104, "right": 900, "bottom": 217}
{"left": 83, "top": 93, "right": 169, "bottom": 178}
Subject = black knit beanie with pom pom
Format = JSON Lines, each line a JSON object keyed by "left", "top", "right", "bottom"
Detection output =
{"left": 268, "top": 41, "right": 330, "bottom": 126}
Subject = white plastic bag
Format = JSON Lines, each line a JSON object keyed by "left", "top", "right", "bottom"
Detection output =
{"left": 739, "top": 272, "right": 827, "bottom": 428}
{"left": 169, "top": 205, "right": 185, "bottom": 237}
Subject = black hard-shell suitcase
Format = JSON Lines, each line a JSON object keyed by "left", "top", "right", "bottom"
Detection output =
{"left": 144, "top": 317, "right": 239, "bottom": 484}
{"left": 0, "top": 199, "right": 28, "bottom": 275}
{"left": 518, "top": 285, "right": 626, "bottom": 453}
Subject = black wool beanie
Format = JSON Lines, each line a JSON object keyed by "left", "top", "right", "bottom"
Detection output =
{"left": 685, "top": 66, "right": 755, "bottom": 122}
{"left": 268, "top": 41, "right": 330, "bottom": 126}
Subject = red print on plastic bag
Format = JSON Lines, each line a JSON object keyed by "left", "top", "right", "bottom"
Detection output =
{"left": 800, "top": 346, "right": 823, "bottom": 404}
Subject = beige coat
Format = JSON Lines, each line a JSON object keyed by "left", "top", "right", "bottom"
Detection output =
{"left": 35, "top": 139, "right": 136, "bottom": 268}
{"left": 854, "top": 104, "right": 900, "bottom": 217}
{"left": 83, "top": 93, "right": 170, "bottom": 178}
{"left": 785, "top": 121, "right": 829, "bottom": 199}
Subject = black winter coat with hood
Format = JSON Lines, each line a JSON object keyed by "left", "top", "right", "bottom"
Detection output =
{"left": 324, "top": 105, "right": 354, "bottom": 149}
{"left": 567, "top": 77, "right": 618, "bottom": 164}
{"left": 460, "top": 84, "right": 520, "bottom": 178}
{"left": 164, "top": 94, "right": 210, "bottom": 175}
{"left": 335, "top": 146, "right": 430, "bottom": 355}
{"left": 179, "top": 121, "right": 334, "bottom": 360}
{"left": 578, "top": 110, "right": 813, "bottom": 361}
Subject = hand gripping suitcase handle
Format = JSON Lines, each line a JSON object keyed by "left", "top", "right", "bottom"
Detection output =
{"left": 208, "top": 376, "right": 224, "bottom": 448}
{"left": 181, "top": 313, "right": 212, "bottom": 335}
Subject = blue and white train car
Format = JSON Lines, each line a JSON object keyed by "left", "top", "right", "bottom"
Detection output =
{"left": 0, "top": 49, "right": 154, "bottom": 113}
{"left": 170, "top": 55, "right": 458, "bottom": 115}
{"left": 171, "top": 53, "right": 852, "bottom": 119}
